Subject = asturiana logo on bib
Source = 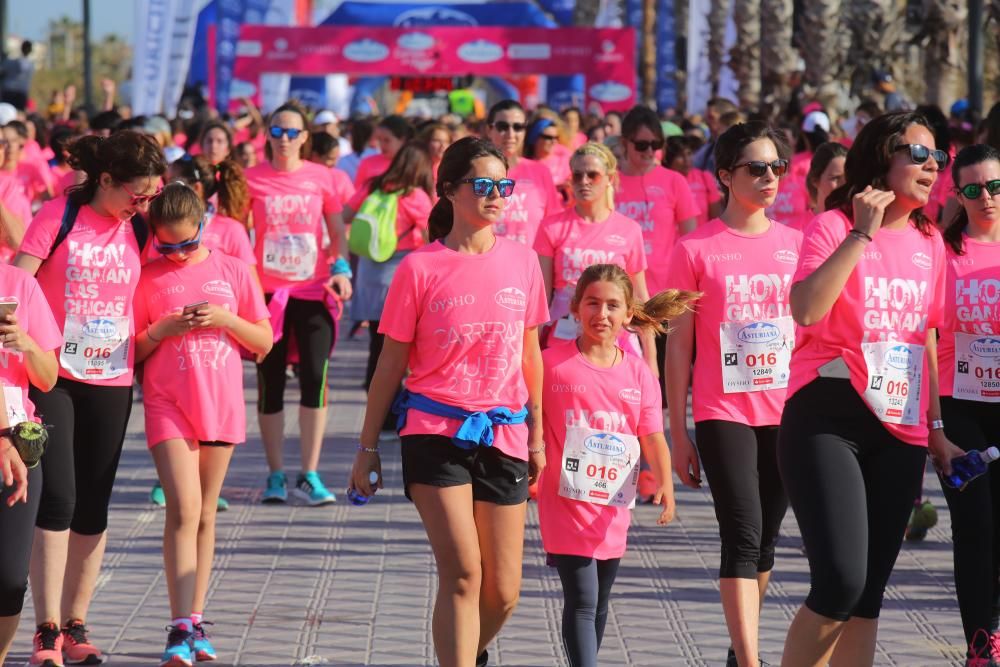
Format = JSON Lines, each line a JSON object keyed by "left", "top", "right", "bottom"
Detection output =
{"left": 202, "top": 280, "right": 235, "bottom": 298}
{"left": 970, "top": 337, "right": 1000, "bottom": 358}
{"left": 911, "top": 252, "right": 932, "bottom": 270}
{"left": 885, "top": 345, "right": 914, "bottom": 370}
{"left": 494, "top": 287, "right": 527, "bottom": 311}
{"left": 618, "top": 388, "right": 642, "bottom": 404}
{"left": 83, "top": 319, "right": 119, "bottom": 340}
{"left": 584, "top": 433, "right": 627, "bottom": 457}
{"left": 737, "top": 321, "right": 780, "bottom": 344}
{"left": 773, "top": 249, "right": 799, "bottom": 265}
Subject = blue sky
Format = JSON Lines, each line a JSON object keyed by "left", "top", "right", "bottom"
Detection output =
{"left": 9, "top": 0, "right": 136, "bottom": 43}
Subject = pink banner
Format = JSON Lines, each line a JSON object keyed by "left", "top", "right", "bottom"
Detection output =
{"left": 231, "top": 25, "right": 636, "bottom": 111}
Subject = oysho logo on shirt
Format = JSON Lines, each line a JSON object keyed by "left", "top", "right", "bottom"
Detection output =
{"left": 618, "top": 388, "right": 642, "bottom": 404}
{"left": 552, "top": 383, "right": 587, "bottom": 393}
{"left": 911, "top": 252, "right": 932, "bottom": 270}
{"left": 605, "top": 234, "right": 628, "bottom": 247}
{"left": 202, "top": 280, "right": 235, "bottom": 298}
{"left": 707, "top": 252, "right": 743, "bottom": 263}
{"left": 773, "top": 249, "right": 799, "bottom": 265}
{"left": 495, "top": 287, "right": 527, "bottom": 311}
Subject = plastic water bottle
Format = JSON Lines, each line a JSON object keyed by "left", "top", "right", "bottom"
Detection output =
{"left": 347, "top": 471, "right": 380, "bottom": 506}
{"left": 944, "top": 446, "right": 1000, "bottom": 490}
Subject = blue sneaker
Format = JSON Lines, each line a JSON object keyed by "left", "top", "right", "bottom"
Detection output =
{"left": 160, "top": 625, "right": 193, "bottom": 666}
{"left": 292, "top": 471, "right": 336, "bottom": 506}
{"left": 262, "top": 471, "right": 287, "bottom": 504}
{"left": 216, "top": 496, "right": 229, "bottom": 512}
{"left": 151, "top": 482, "right": 166, "bottom": 507}
{"left": 192, "top": 622, "right": 217, "bottom": 662}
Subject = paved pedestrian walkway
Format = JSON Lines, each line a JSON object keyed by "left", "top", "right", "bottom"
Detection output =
{"left": 11, "top": 338, "right": 969, "bottom": 666}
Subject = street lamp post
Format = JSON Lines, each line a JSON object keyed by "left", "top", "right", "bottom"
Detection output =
{"left": 968, "top": 0, "right": 984, "bottom": 115}
{"left": 83, "top": 0, "right": 92, "bottom": 111}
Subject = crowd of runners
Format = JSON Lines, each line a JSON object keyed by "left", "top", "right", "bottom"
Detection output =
{"left": 0, "top": 89, "right": 996, "bottom": 667}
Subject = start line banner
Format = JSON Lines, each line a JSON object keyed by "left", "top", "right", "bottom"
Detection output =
{"left": 229, "top": 25, "right": 637, "bottom": 111}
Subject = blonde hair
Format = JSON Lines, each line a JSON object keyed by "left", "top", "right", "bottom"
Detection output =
{"left": 572, "top": 142, "right": 620, "bottom": 210}
{"left": 571, "top": 264, "right": 700, "bottom": 335}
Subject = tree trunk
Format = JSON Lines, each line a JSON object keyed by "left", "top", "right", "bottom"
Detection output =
{"left": 730, "top": 0, "right": 761, "bottom": 110}
{"left": 799, "top": 0, "right": 845, "bottom": 109}
{"left": 642, "top": 0, "right": 657, "bottom": 103}
{"left": 708, "top": 0, "right": 732, "bottom": 94}
{"left": 760, "top": 0, "right": 795, "bottom": 119}
{"left": 845, "top": 0, "right": 909, "bottom": 98}
{"left": 921, "top": 0, "right": 967, "bottom": 110}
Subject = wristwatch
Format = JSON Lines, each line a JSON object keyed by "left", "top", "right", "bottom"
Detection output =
{"left": 930, "top": 419, "right": 945, "bottom": 431}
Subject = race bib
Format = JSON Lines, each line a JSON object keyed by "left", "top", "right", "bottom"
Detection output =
{"left": 262, "top": 232, "right": 318, "bottom": 281}
{"left": 3, "top": 386, "right": 27, "bottom": 425}
{"left": 559, "top": 426, "right": 641, "bottom": 508}
{"left": 720, "top": 316, "right": 794, "bottom": 393}
{"left": 862, "top": 341, "right": 924, "bottom": 425}
{"left": 953, "top": 332, "right": 1000, "bottom": 403}
{"left": 552, "top": 315, "right": 580, "bottom": 341}
{"left": 60, "top": 315, "right": 130, "bottom": 380}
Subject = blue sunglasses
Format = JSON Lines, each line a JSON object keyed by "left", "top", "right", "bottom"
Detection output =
{"left": 461, "top": 178, "right": 516, "bottom": 198}
{"left": 268, "top": 126, "right": 303, "bottom": 140}
{"left": 154, "top": 221, "right": 204, "bottom": 255}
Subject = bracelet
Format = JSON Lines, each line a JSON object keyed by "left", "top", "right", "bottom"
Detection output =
{"left": 331, "top": 257, "right": 353, "bottom": 278}
{"left": 930, "top": 419, "right": 944, "bottom": 431}
{"left": 849, "top": 229, "right": 873, "bottom": 244}
{"left": 357, "top": 444, "right": 380, "bottom": 453}
{"left": 147, "top": 327, "right": 162, "bottom": 343}
{"left": 528, "top": 444, "right": 545, "bottom": 454}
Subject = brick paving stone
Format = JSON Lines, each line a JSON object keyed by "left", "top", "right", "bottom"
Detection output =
{"left": 9, "top": 338, "right": 969, "bottom": 666}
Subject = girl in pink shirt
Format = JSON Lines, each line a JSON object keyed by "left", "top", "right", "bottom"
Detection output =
{"left": 538, "top": 263, "right": 692, "bottom": 667}
{"left": 666, "top": 122, "right": 801, "bottom": 667}
{"left": 134, "top": 184, "right": 272, "bottom": 665}
{"left": 14, "top": 131, "right": 165, "bottom": 666}
{"left": 350, "top": 137, "right": 548, "bottom": 667}
{"left": 664, "top": 136, "right": 723, "bottom": 227}
{"left": 354, "top": 115, "right": 414, "bottom": 188}
{"left": 776, "top": 112, "right": 965, "bottom": 667}
{"left": 804, "top": 142, "right": 847, "bottom": 219}
{"left": 935, "top": 144, "right": 1000, "bottom": 662}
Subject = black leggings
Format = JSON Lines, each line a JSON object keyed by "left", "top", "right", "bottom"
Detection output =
{"left": 940, "top": 396, "right": 1000, "bottom": 645}
{"left": 0, "top": 465, "right": 41, "bottom": 615}
{"left": 778, "top": 378, "right": 927, "bottom": 621}
{"left": 695, "top": 420, "right": 787, "bottom": 579}
{"left": 365, "top": 321, "right": 401, "bottom": 431}
{"left": 552, "top": 554, "right": 621, "bottom": 667}
{"left": 31, "top": 378, "right": 133, "bottom": 535}
{"left": 257, "top": 296, "right": 334, "bottom": 414}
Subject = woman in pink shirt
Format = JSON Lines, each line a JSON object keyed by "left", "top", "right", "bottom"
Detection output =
{"left": 14, "top": 131, "right": 165, "bottom": 666}
{"left": 135, "top": 184, "right": 271, "bottom": 665}
{"left": 776, "top": 112, "right": 965, "bottom": 667}
{"left": 666, "top": 122, "right": 801, "bottom": 667}
{"left": 354, "top": 115, "right": 415, "bottom": 189}
{"left": 349, "top": 137, "right": 548, "bottom": 667}
{"left": 196, "top": 121, "right": 234, "bottom": 166}
{"left": 804, "top": 142, "right": 847, "bottom": 218}
{"left": 664, "top": 135, "right": 723, "bottom": 227}
{"left": 935, "top": 144, "right": 1000, "bottom": 663}
{"left": 538, "top": 263, "right": 691, "bottom": 667}
{"left": 524, "top": 117, "right": 572, "bottom": 204}
{"left": 418, "top": 121, "right": 453, "bottom": 191}
{"left": 486, "top": 100, "right": 561, "bottom": 246}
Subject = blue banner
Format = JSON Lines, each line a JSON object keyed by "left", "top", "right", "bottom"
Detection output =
{"left": 537, "top": 0, "right": 576, "bottom": 26}
{"left": 655, "top": 0, "right": 678, "bottom": 111}
{"left": 623, "top": 0, "right": 643, "bottom": 96}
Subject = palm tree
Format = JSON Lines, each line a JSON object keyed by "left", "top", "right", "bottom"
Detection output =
{"left": 708, "top": 0, "right": 732, "bottom": 94}
{"left": 799, "top": 0, "right": 846, "bottom": 109}
{"left": 730, "top": 0, "right": 761, "bottom": 109}
{"left": 760, "top": 0, "right": 795, "bottom": 117}
{"left": 843, "top": 0, "right": 909, "bottom": 98}
{"left": 913, "top": 0, "right": 967, "bottom": 109}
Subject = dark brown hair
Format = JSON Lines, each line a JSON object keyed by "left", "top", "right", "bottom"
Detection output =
{"left": 943, "top": 143, "right": 1000, "bottom": 255}
{"left": 368, "top": 141, "right": 434, "bottom": 199}
{"left": 148, "top": 182, "right": 205, "bottom": 229}
{"left": 806, "top": 142, "right": 848, "bottom": 204}
{"left": 571, "top": 264, "right": 700, "bottom": 335}
{"left": 66, "top": 131, "right": 167, "bottom": 206}
{"left": 428, "top": 137, "right": 507, "bottom": 242}
{"left": 197, "top": 121, "right": 233, "bottom": 156}
{"left": 171, "top": 154, "right": 250, "bottom": 224}
{"left": 713, "top": 122, "right": 791, "bottom": 203}
{"left": 621, "top": 105, "right": 663, "bottom": 143}
{"left": 264, "top": 101, "right": 312, "bottom": 161}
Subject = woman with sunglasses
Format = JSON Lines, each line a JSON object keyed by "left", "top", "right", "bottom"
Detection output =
{"left": 524, "top": 117, "right": 572, "bottom": 204}
{"left": 134, "top": 183, "right": 271, "bottom": 665}
{"left": 350, "top": 137, "right": 547, "bottom": 667}
{"left": 246, "top": 102, "right": 352, "bottom": 506}
{"left": 354, "top": 115, "right": 415, "bottom": 189}
{"left": 935, "top": 144, "right": 1000, "bottom": 666}
{"left": 12, "top": 130, "right": 165, "bottom": 666}
{"left": 486, "top": 100, "right": 561, "bottom": 246}
{"left": 665, "top": 122, "right": 800, "bottom": 667}
{"left": 777, "top": 111, "right": 964, "bottom": 667}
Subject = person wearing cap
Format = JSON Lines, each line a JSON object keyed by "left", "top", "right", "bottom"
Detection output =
{"left": 313, "top": 110, "right": 352, "bottom": 158}
{"left": 874, "top": 70, "right": 911, "bottom": 112}
{"left": 767, "top": 109, "right": 830, "bottom": 229}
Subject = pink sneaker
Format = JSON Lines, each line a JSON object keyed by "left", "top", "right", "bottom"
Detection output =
{"left": 989, "top": 630, "right": 1000, "bottom": 667}
{"left": 61, "top": 619, "right": 104, "bottom": 665}
{"left": 29, "top": 622, "right": 64, "bottom": 667}
{"left": 966, "top": 628, "right": 992, "bottom": 667}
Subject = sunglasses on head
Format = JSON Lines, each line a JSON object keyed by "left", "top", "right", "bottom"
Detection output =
{"left": 460, "top": 177, "right": 516, "bottom": 198}
{"left": 154, "top": 221, "right": 204, "bottom": 255}
{"left": 268, "top": 126, "right": 303, "bottom": 140}
{"left": 894, "top": 143, "right": 949, "bottom": 168}
{"left": 120, "top": 181, "right": 163, "bottom": 206}
{"left": 957, "top": 179, "right": 1000, "bottom": 200}
{"left": 630, "top": 138, "right": 664, "bottom": 152}
{"left": 571, "top": 170, "right": 604, "bottom": 184}
{"left": 490, "top": 121, "right": 526, "bottom": 133}
{"left": 732, "top": 159, "right": 789, "bottom": 178}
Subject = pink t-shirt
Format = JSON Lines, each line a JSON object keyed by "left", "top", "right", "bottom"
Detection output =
{"left": 493, "top": 157, "right": 560, "bottom": 247}
{"left": 0, "top": 170, "right": 32, "bottom": 262}
{"left": 20, "top": 201, "right": 144, "bottom": 386}
{"left": 937, "top": 237, "right": 1000, "bottom": 399}
{"left": 788, "top": 210, "right": 947, "bottom": 445}
{"left": 537, "top": 343, "right": 663, "bottom": 559}
{"left": 685, "top": 168, "right": 722, "bottom": 227}
{"left": 615, "top": 165, "right": 699, "bottom": 293}
{"left": 331, "top": 167, "right": 356, "bottom": 209}
{"left": 146, "top": 210, "right": 255, "bottom": 266}
{"left": 533, "top": 209, "right": 647, "bottom": 293}
{"left": 379, "top": 237, "right": 549, "bottom": 460}
{"left": 347, "top": 184, "right": 432, "bottom": 252}
{"left": 245, "top": 161, "right": 341, "bottom": 294}
{"left": 135, "top": 251, "right": 269, "bottom": 446}
{"left": 50, "top": 164, "right": 78, "bottom": 198}
{"left": 766, "top": 153, "right": 812, "bottom": 230}
{"left": 668, "top": 218, "right": 803, "bottom": 426}
{"left": 354, "top": 153, "right": 391, "bottom": 188}
{"left": 14, "top": 160, "right": 53, "bottom": 201}
{"left": 0, "top": 263, "right": 61, "bottom": 423}
{"left": 539, "top": 149, "right": 571, "bottom": 187}
{"left": 924, "top": 165, "right": 955, "bottom": 225}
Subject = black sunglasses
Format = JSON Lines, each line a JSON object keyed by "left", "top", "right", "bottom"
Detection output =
{"left": 732, "top": 159, "right": 789, "bottom": 178}
{"left": 957, "top": 179, "right": 1000, "bottom": 200}
{"left": 630, "top": 139, "right": 664, "bottom": 152}
{"left": 539, "top": 134, "right": 559, "bottom": 142}
{"left": 894, "top": 144, "right": 949, "bottom": 168}
{"left": 460, "top": 178, "right": 516, "bottom": 198}
{"left": 268, "top": 126, "right": 303, "bottom": 140}
{"left": 490, "top": 121, "right": 526, "bottom": 133}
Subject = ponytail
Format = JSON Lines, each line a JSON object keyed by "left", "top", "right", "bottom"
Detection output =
{"left": 629, "top": 289, "right": 701, "bottom": 335}
{"left": 428, "top": 198, "right": 454, "bottom": 241}
{"left": 214, "top": 159, "right": 250, "bottom": 224}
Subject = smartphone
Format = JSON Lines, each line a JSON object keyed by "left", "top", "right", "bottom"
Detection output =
{"left": 183, "top": 301, "right": 209, "bottom": 316}
{"left": 0, "top": 301, "right": 18, "bottom": 319}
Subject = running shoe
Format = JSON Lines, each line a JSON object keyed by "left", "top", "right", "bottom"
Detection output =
{"left": 989, "top": 629, "right": 1000, "bottom": 667}
{"left": 29, "top": 622, "right": 63, "bottom": 667}
{"left": 261, "top": 471, "right": 287, "bottom": 504}
{"left": 966, "top": 628, "right": 992, "bottom": 666}
{"left": 192, "top": 622, "right": 217, "bottom": 661}
{"left": 151, "top": 482, "right": 166, "bottom": 507}
{"left": 726, "top": 647, "right": 736, "bottom": 667}
{"left": 292, "top": 471, "right": 336, "bottom": 506}
{"left": 159, "top": 625, "right": 194, "bottom": 667}
{"left": 904, "top": 500, "right": 938, "bottom": 541}
{"left": 476, "top": 650, "right": 488, "bottom": 667}
{"left": 61, "top": 619, "right": 104, "bottom": 665}
{"left": 216, "top": 496, "right": 229, "bottom": 512}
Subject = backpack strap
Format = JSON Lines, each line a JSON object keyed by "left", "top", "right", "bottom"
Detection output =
{"left": 49, "top": 201, "right": 80, "bottom": 257}
{"left": 130, "top": 214, "right": 149, "bottom": 251}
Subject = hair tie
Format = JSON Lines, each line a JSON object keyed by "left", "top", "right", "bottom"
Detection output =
{"left": 526, "top": 118, "right": 555, "bottom": 147}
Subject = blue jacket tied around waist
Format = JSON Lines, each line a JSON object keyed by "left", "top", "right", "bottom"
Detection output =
{"left": 392, "top": 390, "right": 528, "bottom": 450}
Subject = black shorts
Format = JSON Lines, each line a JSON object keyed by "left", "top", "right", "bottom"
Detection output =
{"left": 401, "top": 434, "right": 529, "bottom": 505}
